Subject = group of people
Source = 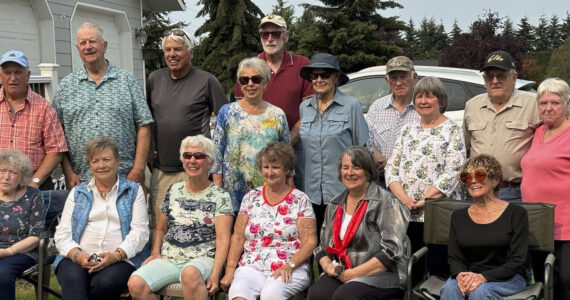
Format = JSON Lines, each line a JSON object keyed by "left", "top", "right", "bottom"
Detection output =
{"left": 0, "top": 12, "right": 569, "bottom": 300}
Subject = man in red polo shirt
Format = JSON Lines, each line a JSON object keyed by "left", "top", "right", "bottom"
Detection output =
{"left": 234, "top": 15, "right": 313, "bottom": 191}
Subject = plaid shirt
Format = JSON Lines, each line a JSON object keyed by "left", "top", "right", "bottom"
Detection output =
{"left": 0, "top": 87, "right": 68, "bottom": 170}
{"left": 364, "top": 94, "right": 420, "bottom": 159}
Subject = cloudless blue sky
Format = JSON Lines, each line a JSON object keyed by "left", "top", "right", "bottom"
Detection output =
{"left": 171, "top": 0, "right": 569, "bottom": 38}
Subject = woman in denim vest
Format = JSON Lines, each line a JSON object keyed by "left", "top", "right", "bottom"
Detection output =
{"left": 54, "top": 136, "right": 149, "bottom": 299}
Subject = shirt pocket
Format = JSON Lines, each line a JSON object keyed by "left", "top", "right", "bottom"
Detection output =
{"left": 325, "top": 113, "right": 348, "bottom": 135}
{"left": 505, "top": 121, "right": 532, "bottom": 139}
{"left": 299, "top": 110, "right": 317, "bottom": 137}
{"left": 467, "top": 121, "right": 487, "bottom": 131}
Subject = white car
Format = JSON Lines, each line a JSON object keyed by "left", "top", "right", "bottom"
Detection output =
{"left": 338, "top": 65, "right": 536, "bottom": 125}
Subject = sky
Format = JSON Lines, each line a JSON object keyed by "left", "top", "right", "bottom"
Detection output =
{"left": 170, "top": 0, "right": 569, "bottom": 37}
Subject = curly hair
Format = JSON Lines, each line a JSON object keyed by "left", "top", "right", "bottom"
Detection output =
{"left": 255, "top": 142, "right": 296, "bottom": 179}
{"left": 0, "top": 149, "right": 34, "bottom": 188}
{"left": 459, "top": 154, "right": 502, "bottom": 194}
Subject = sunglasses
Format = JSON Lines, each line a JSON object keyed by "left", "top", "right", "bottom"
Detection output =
{"left": 483, "top": 72, "right": 510, "bottom": 82}
{"left": 182, "top": 152, "right": 208, "bottom": 160}
{"left": 163, "top": 29, "right": 190, "bottom": 39}
{"left": 260, "top": 31, "right": 283, "bottom": 39}
{"left": 460, "top": 170, "right": 487, "bottom": 185}
{"left": 238, "top": 75, "right": 263, "bottom": 85}
{"left": 309, "top": 71, "right": 332, "bottom": 80}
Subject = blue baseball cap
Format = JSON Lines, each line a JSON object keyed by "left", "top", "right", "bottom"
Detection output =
{"left": 0, "top": 50, "right": 29, "bottom": 68}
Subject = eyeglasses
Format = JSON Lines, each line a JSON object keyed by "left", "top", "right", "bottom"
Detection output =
{"left": 238, "top": 75, "right": 263, "bottom": 85}
{"left": 260, "top": 31, "right": 283, "bottom": 39}
{"left": 182, "top": 152, "right": 208, "bottom": 160}
{"left": 460, "top": 170, "right": 487, "bottom": 185}
{"left": 0, "top": 168, "right": 19, "bottom": 177}
{"left": 309, "top": 71, "right": 332, "bottom": 80}
{"left": 483, "top": 72, "right": 510, "bottom": 82}
{"left": 163, "top": 29, "right": 190, "bottom": 40}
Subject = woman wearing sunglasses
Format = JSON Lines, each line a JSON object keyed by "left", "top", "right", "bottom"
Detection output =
{"left": 212, "top": 58, "right": 289, "bottom": 213}
{"left": 440, "top": 154, "right": 528, "bottom": 299}
{"left": 129, "top": 135, "right": 233, "bottom": 300}
{"left": 298, "top": 53, "right": 370, "bottom": 238}
{"left": 54, "top": 137, "right": 149, "bottom": 299}
{"left": 521, "top": 78, "right": 570, "bottom": 299}
{"left": 221, "top": 142, "right": 317, "bottom": 299}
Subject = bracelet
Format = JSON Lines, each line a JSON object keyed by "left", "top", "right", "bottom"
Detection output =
{"left": 112, "top": 252, "right": 122, "bottom": 263}
{"left": 115, "top": 249, "right": 125, "bottom": 260}
{"left": 71, "top": 249, "right": 83, "bottom": 263}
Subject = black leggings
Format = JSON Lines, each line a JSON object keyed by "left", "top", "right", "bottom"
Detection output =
{"left": 56, "top": 258, "right": 135, "bottom": 300}
{"left": 307, "top": 274, "right": 403, "bottom": 300}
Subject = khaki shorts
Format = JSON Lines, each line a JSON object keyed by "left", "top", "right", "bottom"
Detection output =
{"left": 148, "top": 169, "right": 187, "bottom": 228}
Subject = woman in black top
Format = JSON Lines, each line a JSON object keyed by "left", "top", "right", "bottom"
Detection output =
{"left": 440, "top": 154, "right": 528, "bottom": 299}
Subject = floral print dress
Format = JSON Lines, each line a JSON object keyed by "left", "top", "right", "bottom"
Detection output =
{"left": 238, "top": 186, "right": 315, "bottom": 274}
{"left": 0, "top": 187, "right": 45, "bottom": 261}
{"left": 211, "top": 102, "right": 290, "bottom": 212}
{"left": 386, "top": 119, "right": 466, "bottom": 222}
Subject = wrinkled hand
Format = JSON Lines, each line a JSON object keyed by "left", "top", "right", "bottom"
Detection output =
{"left": 75, "top": 253, "right": 98, "bottom": 270}
{"left": 338, "top": 268, "right": 354, "bottom": 283}
{"left": 271, "top": 264, "right": 293, "bottom": 283}
{"left": 142, "top": 253, "right": 161, "bottom": 266}
{"left": 457, "top": 272, "right": 486, "bottom": 296}
{"left": 64, "top": 171, "right": 81, "bottom": 189}
{"left": 411, "top": 199, "right": 425, "bottom": 213}
{"left": 399, "top": 195, "right": 415, "bottom": 211}
{"left": 323, "top": 262, "right": 338, "bottom": 278}
{"left": 127, "top": 169, "right": 145, "bottom": 185}
{"left": 88, "top": 252, "right": 117, "bottom": 273}
{"left": 206, "top": 273, "right": 220, "bottom": 295}
{"left": 220, "top": 269, "right": 235, "bottom": 292}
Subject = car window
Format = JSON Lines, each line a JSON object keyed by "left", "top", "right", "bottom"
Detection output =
{"left": 466, "top": 83, "right": 487, "bottom": 97}
{"left": 338, "top": 77, "right": 390, "bottom": 113}
{"left": 440, "top": 80, "right": 468, "bottom": 111}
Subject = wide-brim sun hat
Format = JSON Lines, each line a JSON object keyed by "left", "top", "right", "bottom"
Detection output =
{"left": 300, "top": 53, "right": 350, "bottom": 86}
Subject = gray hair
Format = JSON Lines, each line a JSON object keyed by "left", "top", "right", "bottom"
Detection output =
{"left": 161, "top": 30, "right": 195, "bottom": 52}
{"left": 536, "top": 78, "right": 570, "bottom": 110}
{"left": 337, "top": 146, "right": 377, "bottom": 183}
{"left": 179, "top": 135, "right": 216, "bottom": 163}
{"left": 85, "top": 136, "right": 120, "bottom": 162}
{"left": 76, "top": 22, "right": 105, "bottom": 43}
{"left": 0, "top": 149, "right": 34, "bottom": 188}
{"left": 237, "top": 57, "right": 271, "bottom": 84}
{"left": 413, "top": 76, "right": 448, "bottom": 113}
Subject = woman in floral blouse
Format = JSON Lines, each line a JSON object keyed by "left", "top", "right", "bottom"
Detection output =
{"left": 220, "top": 142, "right": 317, "bottom": 300}
{"left": 0, "top": 149, "right": 45, "bottom": 300}
{"left": 385, "top": 76, "right": 466, "bottom": 282}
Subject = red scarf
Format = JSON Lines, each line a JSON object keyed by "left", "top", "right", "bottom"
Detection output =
{"left": 325, "top": 200, "right": 369, "bottom": 269}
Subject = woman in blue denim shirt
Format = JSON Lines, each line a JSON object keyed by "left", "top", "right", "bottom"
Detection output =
{"left": 299, "top": 53, "right": 370, "bottom": 236}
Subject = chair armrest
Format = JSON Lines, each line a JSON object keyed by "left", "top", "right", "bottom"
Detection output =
{"left": 544, "top": 253, "right": 556, "bottom": 300}
{"left": 407, "top": 246, "right": 429, "bottom": 294}
{"left": 39, "top": 230, "right": 51, "bottom": 240}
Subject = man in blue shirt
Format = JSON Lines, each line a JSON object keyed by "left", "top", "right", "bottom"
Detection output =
{"left": 53, "top": 22, "right": 153, "bottom": 188}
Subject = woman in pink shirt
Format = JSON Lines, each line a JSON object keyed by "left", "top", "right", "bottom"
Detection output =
{"left": 521, "top": 78, "right": 570, "bottom": 299}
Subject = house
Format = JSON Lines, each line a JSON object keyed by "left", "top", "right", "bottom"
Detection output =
{"left": 0, "top": 0, "right": 185, "bottom": 101}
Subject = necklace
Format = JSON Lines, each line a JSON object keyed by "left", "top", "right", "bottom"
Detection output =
{"left": 99, "top": 191, "right": 107, "bottom": 199}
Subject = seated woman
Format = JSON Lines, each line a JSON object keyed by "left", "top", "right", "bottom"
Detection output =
{"left": 440, "top": 154, "right": 528, "bottom": 299}
{"left": 54, "top": 137, "right": 149, "bottom": 300}
{"left": 308, "top": 146, "right": 409, "bottom": 300}
{"left": 220, "top": 142, "right": 317, "bottom": 299}
{"left": 128, "top": 135, "right": 233, "bottom": 300}
{"left": 0, "top": 150, "right": 45, "bottom": 300}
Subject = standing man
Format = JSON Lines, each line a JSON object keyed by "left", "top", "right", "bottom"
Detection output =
{"left": 146, "top": 29, "right": 228, "bottom": 226}
{"left": 365, "top": 56, "right": 420, "bottom": 186}
{"left": 53, "top": 22, "right": 153, "bottom": 188}
{"left": 463, "top": 50, "right": 539, "bottom": 202}
{"left": 0, "top": 50, "right": 67, "bottom": 189}
{"left": 234, "top": 15, "right": 313, "bottom": 191}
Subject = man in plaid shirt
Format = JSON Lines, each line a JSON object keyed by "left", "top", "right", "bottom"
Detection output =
{"left": 0, "top": 50, "right": 67, "bottom": 189}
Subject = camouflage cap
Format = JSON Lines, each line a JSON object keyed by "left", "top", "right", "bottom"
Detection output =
{"left": 480, "top": 50, "right": 516, "bottom": 71}
{"left": 386, "top": 56, "right": 414, "bottom": 73}
{"left": 259, "top": 15, "right": 287, "bottom": 30}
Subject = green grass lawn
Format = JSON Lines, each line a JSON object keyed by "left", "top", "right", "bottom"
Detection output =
{"left": 16, "top": 276, "right": 61, "bottom": 300}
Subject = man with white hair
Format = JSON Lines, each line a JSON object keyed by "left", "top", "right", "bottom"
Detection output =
{"left": 146, "top": 29, "right": 227, "bottom": 227}
{"left": 53, "top": 22, "right": 153, "bottom": 188}
{"left": 0, "top": 50, "right": 67, "bottom": 189}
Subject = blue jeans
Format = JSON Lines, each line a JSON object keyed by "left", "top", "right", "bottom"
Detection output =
{"left": 440, "top": 274, "right": 526, "bottom": 300}
{"left": 0, "top": 253, "right": 36, "bottom": 300}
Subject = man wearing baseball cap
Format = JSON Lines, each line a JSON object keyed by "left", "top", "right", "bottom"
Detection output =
{"left": 0, "top": 50, "right": 67, "bottom": 189}
{"left": 463, "top": 50, "right": 539, "bottom": 202}
{"left": 234, "top": 14, "right": 313, "bottom": 191}
{"left": 365, "top": 56, "right": 420, "bottom": 186}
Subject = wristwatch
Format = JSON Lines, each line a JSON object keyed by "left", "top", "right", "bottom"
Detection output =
{"left": 32, "top": 177, "right": 41, "bottom": 184}
{"left": 286, "top": 260, "right": 296, "bottom": 269}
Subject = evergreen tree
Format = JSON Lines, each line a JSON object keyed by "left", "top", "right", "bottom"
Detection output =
{"left": 502, "top": 17, "right": 514, "bottom": 36}
{"left": 450, "top": 19, "right": 462, "bottom": 42}
{"left": 546, "top": 42, "right": 570, "bottom": 83}
{"left": 402, "top": 18, "right": 417, "bottom": 58}
{"left": 562, "top": 12, "right": 570, "bottom": 42}
{"left": 142, "top": 12, "right": 186, "bottom": 76}
{"left": 534, "top": 16, "right": 550, "bottom": 51}
{"left": 296, "top": 0, "right": 405, "bottom": 73}
{"left": 193, "top": 0, "right": 264, "bottom": 94}
{"left": 271, "top": 0, "right": 299, "bottom": 52}
{"left": 516, "top": 16, "right": 535, "bottom": 51}
{"left": 547, "top": 15, "right": 565, "bottom": 50}
{"left": 415, "top": 18, "right": 448, "bottom": 59}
